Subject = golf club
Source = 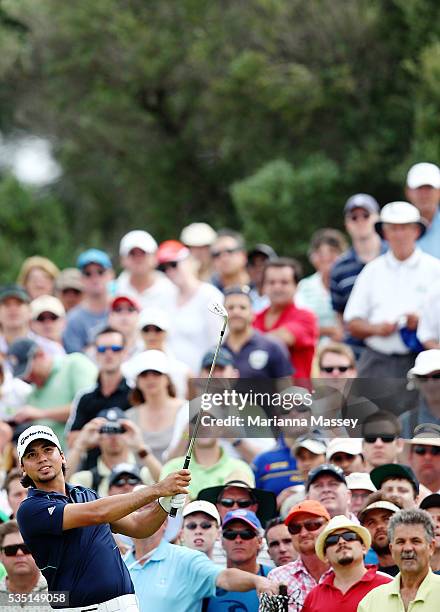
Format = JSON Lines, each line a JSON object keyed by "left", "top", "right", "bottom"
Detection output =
{"left": 169, "top": 302, "right": 228, "bottom": 516}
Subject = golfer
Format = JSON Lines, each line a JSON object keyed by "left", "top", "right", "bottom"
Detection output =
{"left": 16, "top": 425, "right": 190, "bottom": 611}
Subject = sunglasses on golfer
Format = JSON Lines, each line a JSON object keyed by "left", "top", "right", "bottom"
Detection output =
{"left": 184, "top": 521, "right": 215, "bottom": 531}
{"left": 218, "top": 498, "right": 255, "bottom": 509}
{"left": 324, "top": 531, "right": 362, "bottom": 551}
{"left": 287, "top": 518, "right": 326, "bottom": 535}
{"left": 222, "top": 528, "right": 257, "bottom": 541}
{"left": 1, "top": 543, "right": 31, "bottom": 556}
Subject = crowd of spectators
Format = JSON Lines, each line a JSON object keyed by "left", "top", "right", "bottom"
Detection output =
{"left": 1, "top": 161, "right": 440, "bottom": 610}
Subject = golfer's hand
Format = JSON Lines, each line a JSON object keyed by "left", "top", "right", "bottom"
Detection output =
{"left": 255, "top": 577, "right": 279, "bottom": 596}
{"left": 156, "top": 469, "right": 191, "bottom": 498}
{"left": 158, "top": 494, "right": 186, "bottom": 514}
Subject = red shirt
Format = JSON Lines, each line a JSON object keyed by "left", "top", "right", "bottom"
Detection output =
{"left": 302, "top": 566, "right": 391, "bottom": 612}
{"left": 253, "top": 303, "right": 318, "bottom": 378}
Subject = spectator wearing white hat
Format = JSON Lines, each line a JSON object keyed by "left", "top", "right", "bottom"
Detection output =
{"left": 325, "top": 438, "right": 365, "bottom": 475}
{"left": 30, "top": 295, "right": 66, "bottom": 350}
{"left": 293, "top": 435, "right": 327, "bottom": 481}
{"left": 408, "top": 424, "right": 440, "bottom": 495}
{"left": 346, "top": 472, "right": 376, "bottom": 517}
{"left": 400, "top": 351, "right": 440, "bottom": 438}
{"left": 344, "top": 201, "right": 440, "bottom": 378}
{"left": 180, "top": 500, "right": 220, "bottom": 560}
{"left": 114, "top": 230, "right": 177, "bottom": 311}
{"left": 180, "top": 222, "right": 217, "bottom": 282}
{"left": 406, "top": 162, "right": 440, "bottom": 258}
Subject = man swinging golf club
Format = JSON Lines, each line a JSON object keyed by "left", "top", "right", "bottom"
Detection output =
{"left": 16, "top": 424, "right": 190, "bottom": 611}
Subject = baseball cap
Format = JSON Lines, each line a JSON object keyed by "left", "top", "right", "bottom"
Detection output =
{"left": 201, "top": 346, "right": 234, "bottom": 370}
{"left": 110, "top": 295, "right": 141, "bottom": 312}
{"left": 157, "top": 240, "right": 190, "bottom": 264}
{"left": 293, "top": 435, "right": 327, "bottom": 457}
{"left": 31, "top": 295, "right": 66, "bottom": 319}
{"left": 108, "top": 463, "right": 142, "bottom": 488}
{"left": 122, "top": 350, "right": 169, "bottom": 382}
{"left": 407, "top": 350, "right": 440, "bottom": 377}
{"left": 346, "top": 472, "right": 376, "bottom": 493}
{"left": 247, "top": 244, "right": 277, "bottom": 262}
{"left": 375, "top": 201, "right": 427, "bottom": 237}
{"left": 119, "top": 230, "right": 157, "bottom": 257}
{"left": 406, "top": 162, "right": 440, "bottom": 189}
{"left": 284, "top": 500, "right": 330, "bottom": 527}
{"left": 419, "top": 493, "right": 440, "bottom": 511}
{"left": 222, "top": 509, "right": 262, "bottom": 532}
{"left": 315, "top": 515, "right": 371, "bottom": 562}
{"left": 17, "top": 425, "right": 62, "bottom": 461}
{"left": 306, "top": 463, "right": 347, "bottom": 491}
{"left": 326, "top": 438, "right": 363, "bottom": 461}
{"left": 344, "top": 193, "right": 379, "bottom": 214}
{"left": 138, "top": 308, "right": 171, "bottom": 332}
{"left": 55, "top": 268, "right": 83, "bottom": 292}
{"left": 97, "top": 407, "right": 126, "bottom": 422}
{"left": 182, "top": 500, "right": 221, "bottom": 524}
{"left": 77, "top": 249, "right": 112, "bottom": 271}
{"left": 180, "top": 223, "right": 217, "bottom": 247}
{"left": 370, "top": 463, "right": 419, "bottom": 495}
{"left": 7, "top": 338, "right": 39, "bottom": 379}
{"left": 358, "top": 500, "right": 401, "bottom": 524}
{"left": 0, "top": 284, "right": 30, "bottom": 304}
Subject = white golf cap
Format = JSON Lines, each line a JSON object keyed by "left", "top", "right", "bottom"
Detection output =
{"left": 122, "top": 350, "right": 169, "bottom": 384}
{"left": 180, "top": 223, "right": 217, "bottom": 247}
{"left": 315, "top": 515, "right": 371, "bottom": 562}
{"left": 406, "top": 162, "right": 440, "bottom": 189}
{"left": 138, "top": 308, "right": 171, "bottom": 332}
{"left": 17, "top": 425, "right": 62, "bottom": 461}
{"left": 31, "top": 295, "right": 66, "bottom": 319}
{"left": 346, "top": 472, "right": 376, "bottom": 493}
{"left": 119, "top": 230, "right": 158, "bottom": 256}
{"left": 294, "top": 437, "right": 327, "bottom": 456}
{"left": 326, "top": 437, "right": 363, "bottom": 460}
{"left": 358, "top": 500, "right": 400, "bottom": 523}
{"left": 182, "top": 500, "right": 220, "bottom": 524}
{"left": 408, "top": 350, "right": 440, "bottom": 377}
{"left": 375, "top": 201, "right": 427, "bottom": 237}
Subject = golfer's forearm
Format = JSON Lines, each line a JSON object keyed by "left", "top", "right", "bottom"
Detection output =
{"left": 39, "top": 404, "right": 71, "bottom": 422}
{"left": 216, "top": 569, "right": 257, "bottom": 592}
{"left": 128, "top": 503, "right": 167, "bottom": 538}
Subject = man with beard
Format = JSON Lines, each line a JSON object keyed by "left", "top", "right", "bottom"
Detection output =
{"left": 302, "top": 515, "right": 391, "bottom": 611}
{"left": 359, "top": 495, "right": 401, "bottom": 576}
{"left": 419, "top": 494, "right": 440, "bottom": 573}
{"left": 358, "top": 509, "right": 440, "bottom": 610}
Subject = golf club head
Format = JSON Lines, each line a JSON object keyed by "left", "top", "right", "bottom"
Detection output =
{"left": 208, "top": 301, "right": 228, "bottom": 320}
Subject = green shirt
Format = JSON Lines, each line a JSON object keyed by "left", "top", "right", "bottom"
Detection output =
{"left": 28, "top": 353, "right": 97, "bottom": 445}
{"left": 160, "top": 447, "right": 255, "bottom": 499}
{"left": 358, "top": 570, "right": 440, "bottom": 612}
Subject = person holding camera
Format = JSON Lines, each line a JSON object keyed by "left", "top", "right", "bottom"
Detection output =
{"left": 67, "top": 407, "right": 162, "bottom": 496}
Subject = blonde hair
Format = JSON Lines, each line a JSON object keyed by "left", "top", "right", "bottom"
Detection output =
{"left": 17, "top": 256, "right": 60, "bottom": 286}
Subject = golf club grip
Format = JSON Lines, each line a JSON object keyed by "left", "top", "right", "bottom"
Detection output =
{"left": 169, "top": 455, "right": 191, "bottom": 517}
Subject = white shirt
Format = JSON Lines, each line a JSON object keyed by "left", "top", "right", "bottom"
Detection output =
{"left": 417, "top": 281, "right": 440, "bottom": 344}
{"left": 344, "top": 248, "right": 440, "bottom": 354}
{"left": 115, "top": 270, "right": 177, "bottom": 310}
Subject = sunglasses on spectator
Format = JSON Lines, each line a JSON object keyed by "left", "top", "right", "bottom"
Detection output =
{"left": 113, "top": 306, "right": 137, "bottom": 313}
{"left": 223, "top": 529, "right": 257, "bottom": 541}
{"left": 62, "top": 288, "right": 82, "bottom": 295}
{"left": 158, "top": 261, "right": 178, "bottom": 273}
{"left": 211, "top": 247, "right": 240, "bottom": 258}
{"left": 142, "top": 325, "right": 164, "bottom": 333}
{"left": 413, "top": 445, "right": 440, "bottom": 456}
{"left": 364, "top": 434, "right": 396, "bottom": 443}
{"left": 112, "top": 478, "right": 141, "bottom": 487}
{"left": 82, "top": 268, "right": 106, "bottom": 277}
{"left": 415, "top": 373, "right": 440, "bottom": 381}
{"left": 218, "top": 498, "right": 255, "bottom": 509}
{"left": 185, "top": 521, "right": 215, "bottom": 531}
{"left": 36, "top": 313, "right": 59, "bottom": 323}
{"left": 1, "top": 543, "right": 31, "bottom": 556}
{"left": 138, "top": 370, "right": 163, "bottom": 377}
{"left": 96, "top": 345, "right": 124, "bottom": 353}
{"left": 268, "top": 538, "right": 293, "bottom": 549}
{"left": 331, "top": 452, "right": 357, "bottom": 463}
{"left": 320, "top": 365, "right": 351, "bottom": 373}
{"left": 346, "top": 212, "right": 370, "bottom": 222}
{"left": 324, "top": 531, "right": 362, "bottom": 550}
{"left": 287, "top": 518, "right": 325, "bottom": 535}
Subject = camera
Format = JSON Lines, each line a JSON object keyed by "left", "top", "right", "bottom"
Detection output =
{"left": 99, "top": 423, "right": 125, "bottom": 435}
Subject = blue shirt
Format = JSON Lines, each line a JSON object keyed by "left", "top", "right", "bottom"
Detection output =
{"left": 251, "top": 437, "right": 303, "bottom": 495}
{"left": 17, "top": 484, "right": 134, "bottom": 608}
{"left": 224, "top": 331, "right": 293, "bottom": 379}
{"left": 418, "top": 209, "right": 440, "bottom": 259}
{"left": 204, "top": 564, "right": 271, "bottom": 611}
{"left": 125, "top": 540, "right": 221, "bottom": 612}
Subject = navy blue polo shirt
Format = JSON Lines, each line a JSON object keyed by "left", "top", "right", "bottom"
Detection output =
{"left": 17, "top": 484, "right": 134, "bottom": 608}
{"left": 224, "top": 331, "right": 293, "bottom": 379}
{"left": 251, "top": 437, "right": 303, "bottom": 495}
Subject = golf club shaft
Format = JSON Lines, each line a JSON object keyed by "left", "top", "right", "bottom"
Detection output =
{"left": 169, "top": 317, "right": 228, "bottom": 516}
